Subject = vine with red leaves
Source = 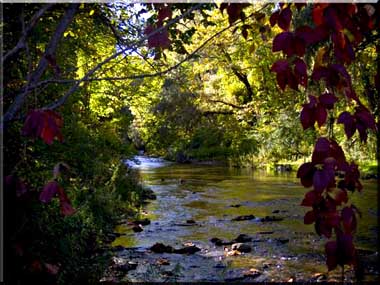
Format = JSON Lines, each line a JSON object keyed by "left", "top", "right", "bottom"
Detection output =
{"left": 6, "top": 109, "right": 75, "bottom": 218}
{"left": 270, "top": 3, "right": 378, "bottom": 276}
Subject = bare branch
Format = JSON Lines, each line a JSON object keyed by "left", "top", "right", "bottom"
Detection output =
{"left": 2, "top": 4, "right": 54, "bottom": 64}
{"left": 207, "top": 99, "right": 246, "bottom": 110}
{"left": 2, "top": 4, "right": 79, "bottom": 125}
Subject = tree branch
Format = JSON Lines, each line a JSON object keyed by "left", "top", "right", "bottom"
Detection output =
{"left": 43, "top": 4, "right": 206, "bottom": 110}
{"left": 207, "top": 99, "right": 246, "bottom": 110}
{"left": 2, "top": 4, "right": 54, "bottom": 64}
{"left": 3, "top": 3, "right": 79, "bottom": 125}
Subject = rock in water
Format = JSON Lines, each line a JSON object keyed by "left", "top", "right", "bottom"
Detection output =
{"left": 231, "top": 214, "right": 255, "bottom": 221}
{"left": 150, "top": 243, "right": 174, "bottom": 253}
{"left": 260, "top": 216, "right": 283, "bottom": 222}
{"left": 231, "top": 243, "right": 252, "bottom": 253}
{"left": 174, "top": 245, "right": 201, "bottom": 254}
{"left": 132, "top": 225, "right": 143, "bottom": 232}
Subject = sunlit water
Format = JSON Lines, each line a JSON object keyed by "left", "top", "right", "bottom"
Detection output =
{"left": 112, "top": 156, "right": 378, "bottom": 282}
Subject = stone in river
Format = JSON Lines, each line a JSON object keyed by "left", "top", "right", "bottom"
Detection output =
{"left": 260, "top": 216, "right": 283, "bottom": 222}
{"left": 150, "top": 243, "right": 174, "bottom": 253}
{"left": 231, "top": 214, "right": 255, "bottom": 221}
{"left": 231, "top": 243, "right": 252, "bottom": 253}
{"left": 132, "top": 225, "right": 143, "bottom": 232}
{"left": 174, "top": 245, "right": 201, "bottom": 254}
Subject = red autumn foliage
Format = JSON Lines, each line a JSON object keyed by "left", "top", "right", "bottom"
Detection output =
{"left": 22, "top": 109, "right": 63, "bottom": 145}
{"left": 270, "top": 6, "right": 292, "bottom": 31}
{"left": 338, "top": 105, "right": 376, "bottom": 142}
{"left": 220, "top": 3, "right": 250, "bottom": 25}
{"left": 144, "top": 24, "right": 171, "bottom": 49}
{"left": 39, "top": 180, "right": 75, "bottom": 216}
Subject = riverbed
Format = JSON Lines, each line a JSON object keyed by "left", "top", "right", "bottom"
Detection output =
{"left": 104, "top": 156, "right": 378, "bottom": 282}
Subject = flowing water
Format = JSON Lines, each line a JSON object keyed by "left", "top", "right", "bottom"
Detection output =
{"left": 108, "top": 156, "right": 378, "bottom": 282}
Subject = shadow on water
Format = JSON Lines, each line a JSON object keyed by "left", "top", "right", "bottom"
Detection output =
{"left": 108, "top": 156, "right": 378, "bottom": 282}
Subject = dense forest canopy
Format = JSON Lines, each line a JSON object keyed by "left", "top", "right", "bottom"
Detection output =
{"left": 2, "top": 2, "right": 379, "bottom": 284}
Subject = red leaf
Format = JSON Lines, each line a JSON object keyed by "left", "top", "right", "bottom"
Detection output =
{"left": 315, "top": 105, "right": 327, "bottom": 127}
{"left": 294, "top": 36, "right": 306, "bottom": 57}
{"left": 337, "top": 232, "right": 356, "bottom": 266}
{"left": 226, "top": 4, "right": 249, "bottom": 25}
{"left": 341, "top": 206, "right": 357, "bottom": 234}
{"left": 277, "top": 7, "right": 292, "bottom": 31}
{"left": 312, "top": 137, "right": 330, "bottom": 163}
{"left": 271, "top": 59, "right": 289, "bottom": 73}
{"left": 301, "top": 190, "right": 319, "bottom": 206}
{"left": 294, "top": 58, "right": 307, "bottom": 87}
{"left": 304, "top": 210, "right": 316, "bottom": 224}
{"left": 337, "top": 112, "right": 356, "bottom": 139}
{"left": 325, "top": 241, "right": 338, "bottom": 271}
{"left": 313, "top": 170, "right": 328, "bottom": 192}
{"left": 355, "top": 106, "right": 376, "bottom": 130}
{"left": 270, "top": 11, "right": 280, "bottom": 27}
{"left": 335, "top": 189, "right": 348, "bottom": 205}
{"left": 300, "top": 106, "right": 314, "bottom": 130}
{"left": 145, "top": 25, "right": 171, "bottom": 49}
{"left": 319, "top": 92, "right": 338, "bottom": 109}
{"left": 57, "top": 187, "right": 75, "bottom": 216}
{"left": 272, "top": 32, "right": 292, "bottom": 53}
{"left": 297, "top": 162, "right": 315, "bottom": 188}
{"left": 157, "top": 5, "right": 172, "bottom": 23}
{"left": 329, "top": 140, "right": 347, "bottom": 170}
{"left": 324, "top": 6, "right": 343, "bottom": 32}
{"left": 22, "top": 109, "right": 63, "bottom": 145}
{"left": 40, "top": 181, "right": 60, "bottom": 203}
{"left": 313, "top": 4, "right": 329, "bottom": 26}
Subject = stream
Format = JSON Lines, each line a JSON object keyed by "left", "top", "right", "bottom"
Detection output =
{"left": 103, "top": 156, "right": 378, "bottom": 282}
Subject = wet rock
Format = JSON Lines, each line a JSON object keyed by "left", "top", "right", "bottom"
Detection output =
{"left": 232, "top": 214, "right": 255, "bottom": 221}
{"left": 276, "top": 238, "right": 289, "bottom": 244}
{"left": 233, "top": 234, "right": 252, "bottom": 243}
{"left": 133, "top": 218, "right": 151, "bottom": 226}
{"left": 210, "top": 237, "right": 233, "bottom": 246}
{"left": 174, "top": 245, "right": 201, "bottom": 254}
{"left": 229, "top": 204, "right": 242, "bottom": 208}
{"left": 111, "top": 258, "right": 138, "bottom": 273}
{"left": 150, "top": 243, "right": 174, "bottom": 253}
{"left": 132, "top": 225, "right": 143, "bottom": 232}
{"left": 260, "top": 216, "right": 283, "bottom": 222}
{"left": 243, "top": 268, "right": 261, "bottom": 278}
{"left": 156, "top": 258, "right": 170, "bottom": 265}
{"left": 231, "top": 243, "right": 252, "bottom": 253}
